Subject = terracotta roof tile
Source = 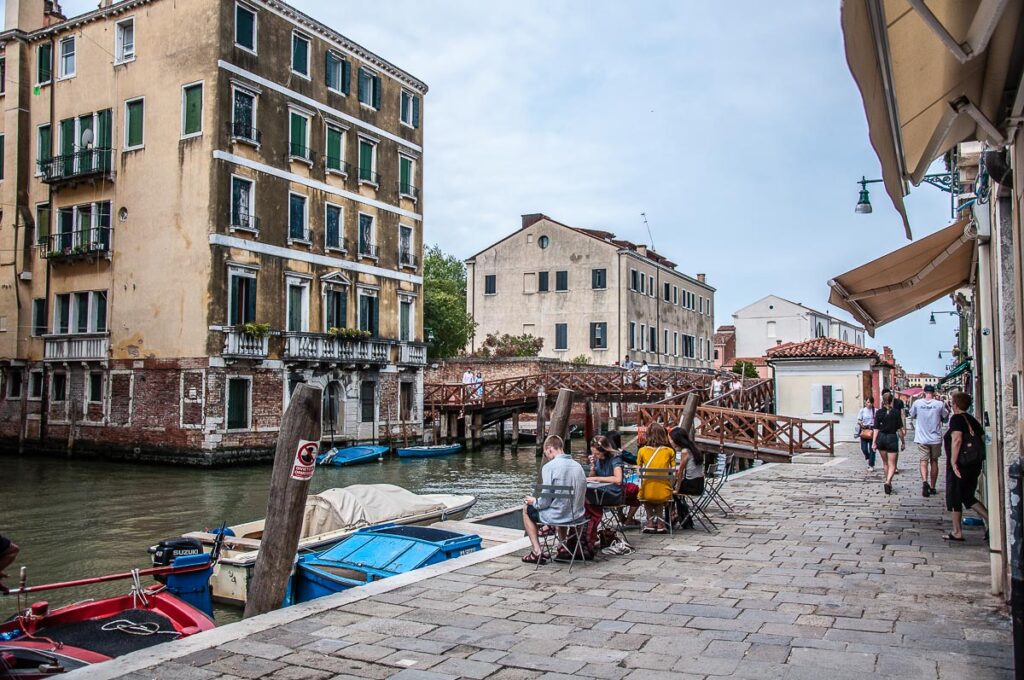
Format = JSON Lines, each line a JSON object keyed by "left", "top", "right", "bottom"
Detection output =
{"left": 766, "top": 337, "right": 878, "bottom": 360}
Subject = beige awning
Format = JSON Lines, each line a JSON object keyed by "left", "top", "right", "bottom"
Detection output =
{"left": 828, "top": 218, "right": 975, "bottom": 334}
{"left": 841, "top": 0, "right": 1022, "bottom": 238}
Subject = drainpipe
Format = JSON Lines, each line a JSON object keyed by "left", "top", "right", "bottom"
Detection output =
{"left": 39, "top": 35, "right": 56, "bottom": 445}
{"left": 975, "top": 208, "right": 1005, "bottom": 596}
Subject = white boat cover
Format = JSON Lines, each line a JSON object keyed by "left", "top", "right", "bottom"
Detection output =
{"left": 300, "top": 484, "right": 448, "bottom": 538}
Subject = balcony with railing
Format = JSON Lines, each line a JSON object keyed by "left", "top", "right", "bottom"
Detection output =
{"left": 325, "top": 157, "right": 351, "bottom": 176}
{"left": 399, "top": 182, "right": 419, "bottom": 200}
{"left": 283, "top": 332, "right": 393, "bottom": 364}
{"left": 398, "top": 342, "right": 428, "bottom": 366}
{"left": 358, "top": 242, "right": 379, "bottom": 259}
{"left": 230, "top": 211, "right": 260, "bottom": 233}
{"left": 223, "top": 328, "right": 269, "bottom": 360}
{"left": 44, "top": 333, "right": 109, "bottom": 362}
{"left": 358, "top": 166, "right": 380, "bottom": 186}
{"left": 399, "top": 250, "right": 418, "bottom": 269}
{"left": 288, "top": 225, "right": 312, "bottom": 244}
{"left": 227, "top": 121, "right": 261, "bottom": 146}
{"left": 325, "top": 237, "right": 347, "bottom": 253}
{"left": 287, "top": 144, "right": 315, "bottom": 165}
{"left": 42, "top": 228, "right": 112, "bottom": 262}
{"left": 39, "top": 149, "right": 115, "bottom": 186}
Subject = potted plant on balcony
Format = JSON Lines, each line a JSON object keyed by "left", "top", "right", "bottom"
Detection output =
{"left": 327, "top": 327, "right": 372, "bottom": 342}
{"left": 242, "top": 322, "right": 271, "bottom": 339}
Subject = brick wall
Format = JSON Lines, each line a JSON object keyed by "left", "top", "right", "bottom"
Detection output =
{"left": 426, "top": 357, "right": 623, "bottom": 384}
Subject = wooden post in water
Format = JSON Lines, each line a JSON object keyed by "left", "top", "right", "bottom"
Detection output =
{"left": 511, "top": 412, "right": 520, "bottom": 453}
{"left": 66, "top": 400, "right": 77, "bottom": 456}
{"left": 538, "top": 388, "right": 576, "bottom": 481}
{"left": 583, "top": 400, "right": 594, "bottom": 446}
{"left": 498, "top": 419, "right": 505, "bottom": 451}
{"left": 535, "top": 391, "right": 547, "bottom": 456}
{"left": 244, "top": 383, "right": 322, "bottom": 619}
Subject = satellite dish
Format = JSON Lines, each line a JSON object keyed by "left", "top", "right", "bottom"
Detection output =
{"left": 80, "top": 128, "right": 94, "bottom": 149}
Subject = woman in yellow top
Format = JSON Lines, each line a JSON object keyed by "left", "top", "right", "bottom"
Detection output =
{"left": 636, "top": 422, "right": 676, "bottom": 534}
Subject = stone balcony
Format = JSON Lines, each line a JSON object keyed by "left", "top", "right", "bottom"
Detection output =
{"left": 223, "top": 328, "right": 270, "bottom": 360}
{"left": 44, "top": 333, "right": 109, "bottom": 362}
{"left": 398, "top": 342, "right": 428, "bottom": 366}
{"left": 282, "top": 332, "right": 392, "bottom": 365}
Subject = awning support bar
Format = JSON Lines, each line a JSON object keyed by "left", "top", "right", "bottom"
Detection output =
{"left": 844, "top": 232, "right": 972, "bottom": 302}
{"left": 958, "top": 98, "right": 1009, "bottom": 147}
{"left": 910, "top": 103, "right": 960, "bottom": 186}
{"left": 907, "top": 0, "right": 1009, "bottom": 64}
{"left": 827, "top": 279, "right": 877, "bottom": 332}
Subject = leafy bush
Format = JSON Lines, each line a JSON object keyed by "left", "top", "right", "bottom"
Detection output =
{"left": 570, "top": 354, "right": 591, "bottom": 365}
{"left": 473, "top": 333, "right": 544, "bottom": 358}
{"left": 328, "top": 327, "right": 373, "bottom": 340}
{"left": 242, "top": 322, "right": 270, "bottom": 338}
{"left": 732, "top": 360, "right": 759, "bottom": 379}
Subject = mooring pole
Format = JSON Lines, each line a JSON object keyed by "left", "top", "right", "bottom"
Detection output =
{"left": 583, "top": 400, "right": 594, "bottom": 446}
{"left": 244, "top": 383, "right": 322, "bottom": 619}
{"left": 535, "top": 389, "right": 547, "bottom": 456}
{"left": 538, "top": 388, "right": 576, "bottom": 482}
{"left": 511, "top": 412, "right": 520, "bottom": 453}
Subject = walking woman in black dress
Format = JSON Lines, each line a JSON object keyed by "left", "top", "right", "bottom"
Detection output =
{"left": 944, "top": 391, "right": 989, "bottom": 541}
{"left": 872, "top": 393, "right": 904, "bottom": 495}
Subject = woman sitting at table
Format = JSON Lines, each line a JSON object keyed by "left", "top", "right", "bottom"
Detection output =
{"left": 636, "top": 422, "right": 676, "bottom": 534}
{"left": 584, "top": 435, "right": 624, "bottom": 547}
{"left": 670, "top": 426, "right": 705, "bottom": 529}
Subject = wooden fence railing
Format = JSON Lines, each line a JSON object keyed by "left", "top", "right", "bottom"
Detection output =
{"left": 424, "top": 369, "right": 716, "bottom": 410}
{"left": 638, "top": 402, "right": 835, "bottom": 456}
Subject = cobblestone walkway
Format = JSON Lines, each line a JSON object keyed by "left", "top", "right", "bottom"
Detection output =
{"left": 95, "top": 444, "right": 1012, "bottom": 679}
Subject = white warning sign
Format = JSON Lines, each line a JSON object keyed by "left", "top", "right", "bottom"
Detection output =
{"left": 290, "top": 439, "right": 319, "bottom": 480}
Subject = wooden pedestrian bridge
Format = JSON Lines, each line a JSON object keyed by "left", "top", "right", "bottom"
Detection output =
{"left": 423, "top": 368, "right": 835, "bottom": 462}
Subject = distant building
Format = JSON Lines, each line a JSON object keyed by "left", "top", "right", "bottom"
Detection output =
{"left": 733, "top": 295, "right": 866, "bottom": 359}
{"left": 767, "top": 338, "right": 883, "bottom": 440}
{"left": 713, "top": 326, "right": 736, "bottom": 370}
{"left": 906, "top": 372, "right": 941, "bottom": 390}
{"left": 465, "top": 214, "right": 715, "bottom": 368}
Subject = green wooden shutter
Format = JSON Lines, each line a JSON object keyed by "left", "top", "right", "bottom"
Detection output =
{"left": 357, "top": 67, "right": 366, "bottom": 102}
{"left": 38, "top": 125, "right": 51, "bottom": 163}
{"left": 326, "top": 127, "right": 342, "bottom": 169}
{"left": 183, "top": 84, "right": 202, "bottom": 135}
{"left": 370, "top": 297, "right": 378, "bottom": 336}
{"left": 97, "top": 110, "right": 112, "bottom": 170}
{"left": 288, "top": 285, "right": 302, "bottom": 332}
{"left": 339, "top": 289, "right": 348, "bottom": 328}
{"left": 325, "top": 52, "right": 334, "bottom": 88}
{"left": 372, "top": 75, "right": 382, "bottom": 109}
{"left": 245, "top": 277, "right": 257, "bottom": 323}
{"left": 229, "top": 276, "right": 240, "bottom": 325}
{"left": 59, "top": 119, "right": 74, "bottom": 175}
{"left": 227, "top": 379, "right": 248, "bottom": 429}
{"left": 359, "top": 141, "right": 372, "bottom": 180}
{"left": 38, "top": 43, "right": 52, "bottom": 83}
{"left": 126, "top": 100, "right": 144, "bottom": 147}
{"left": 289, "top": 113, "right": 304, "bottom": 156}
{"left": 412, "top": 95, "right": 420, "bottom": 128}
{"left": 342, "top": 59, "right": 351, "bottom": 94}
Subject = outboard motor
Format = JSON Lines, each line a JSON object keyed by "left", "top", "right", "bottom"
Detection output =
{"left": 148, "top": 538, "right": 214, "bottom": 619}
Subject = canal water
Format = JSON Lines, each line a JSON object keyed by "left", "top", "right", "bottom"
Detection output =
{"left": 1, "top": 443, "right": 545, "bottom": 622}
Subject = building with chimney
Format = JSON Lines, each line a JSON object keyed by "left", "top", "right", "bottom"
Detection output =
{"left": 0, "top": 0, "right": 427, "bottom": 463}
{"left": 465, "top": 214, "right": 715, "bottom": 368}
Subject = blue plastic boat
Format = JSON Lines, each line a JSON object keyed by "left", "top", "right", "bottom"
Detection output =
{"left": 285, "top": 524, "right": 481, "bottom": 605}
{"left": 317, "top": 446, "right": 389, "bottom": 466}
{"left": 396, "top": 443, "right": 463, "bottom": 458}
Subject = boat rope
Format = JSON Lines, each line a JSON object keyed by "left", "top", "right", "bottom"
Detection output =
{"left": 99, "top": 619, "right": 180, "bottom": 637}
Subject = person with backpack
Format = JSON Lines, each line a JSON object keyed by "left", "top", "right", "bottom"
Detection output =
{"left": 943, "top": 391, "right": 989, "bottom": 542}
{"left": 872, "top": 392, "right": 904, "bottom": 495}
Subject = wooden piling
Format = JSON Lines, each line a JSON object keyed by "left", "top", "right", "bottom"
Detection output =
{"left": 511, "top": 412, "right": 520, "bottom": 453}
{"left": 498, "top": 419, "right": 505, "bottom": 451}
{"left": 583, "top": 400, "right": 594, "bottom": 446}
{"left": 547, "top": 388, "right": 576, "bottom": 443}
{"left": 535, "top": 392, "right": 547, "bottom": 456}
{"left": 244, "top": 383, "right": 322, "bottom": 619}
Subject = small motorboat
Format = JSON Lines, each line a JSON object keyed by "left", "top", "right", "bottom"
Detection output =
{"left": 0, "top": 541, "right": 215, "bottom": 678}
{"left": 184, "top": 484, "right": 477, "bottom": 605}
{"left": 396, "top": 443, "right": 463, "bottom": 458}
{"left": 317, "top": 445, "right": 388, "bottom": 466}
{"left": 285, "top": 524, "right": 481, "bottom": 605}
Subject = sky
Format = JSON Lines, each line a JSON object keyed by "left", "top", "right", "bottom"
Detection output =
{"left": 29, "top": 0, "right": 963, "bottom": 377}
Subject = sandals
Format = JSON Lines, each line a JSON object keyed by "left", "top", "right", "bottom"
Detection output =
{"left": 521, "top": 551, "right": 550, "bottom": 564}
{"left": 943, "top": 533, "right": 964, "bottom": 542}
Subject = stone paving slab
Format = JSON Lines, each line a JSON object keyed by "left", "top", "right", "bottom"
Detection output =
{"left": 77, "top": 444, "right": 1013, "bottom": 678}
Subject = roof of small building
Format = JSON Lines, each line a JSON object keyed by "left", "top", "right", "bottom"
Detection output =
{"left": 766, "top": 337, "right": 879, "bottom": 360}
{"left": 713, "top": 326, "right": 736, "bottom": 344}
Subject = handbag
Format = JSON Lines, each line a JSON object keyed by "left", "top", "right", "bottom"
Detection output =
{"left": 959, "top": 417, "right": 985, "bottom": 465}
{"left": 860, "top": 428, "right": 874, "bottom": 441}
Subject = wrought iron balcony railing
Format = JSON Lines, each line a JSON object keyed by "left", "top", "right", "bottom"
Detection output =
{"left": 399, "top": 250, "right": 418, "bottom": 268}
{"left": 358, "top": 166, "right": 380, "bottom": 185}
{"left": 42, "top": 228, "right": 112, "bottom": 261}
{"left": 227, "top": 121, "right": 261, "bottom": 145}
{"left": 38, "top": 148, "right": 114, "bottom": 185}
{"left": 230, "top": 211, "right": 260, "bottom": 233}
{"left": 358, "top": 242, "right": 379, "bottom": 259}
{"left": 398, "top": 182, "right": 419, "bottom": 199}
{"left": 287, "top": 144, "right": 315, "bottom": 164}
{"left": 325, "top": 157, "right": 351, "bottom": 175}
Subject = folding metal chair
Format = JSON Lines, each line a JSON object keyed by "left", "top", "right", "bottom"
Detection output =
{"left": 675, "top": 486, "right": 718, "bottom": 532}
{"left": 636, "top": 467, "right": 676, "bottom": 536}
{"left": 699, "top": 453, "right": 735, "bottom": 517}
{"left": 533, "top": 484, "right": 590, "bottom": 572}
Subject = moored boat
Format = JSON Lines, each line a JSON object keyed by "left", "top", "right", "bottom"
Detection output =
{"left": 0, "top": 545, "right": 215, "bottom": 678}
{"left": 317, "top": 445, "right": 388, "bottom": 466}
{"left": 396, "top": 443, "right": 463, "bottom": 458}
{"left": 184, "top": 484, "right": 476, "bottom": 605}
{"left": 285, "top": 524, "right": 481, "bottom": 605}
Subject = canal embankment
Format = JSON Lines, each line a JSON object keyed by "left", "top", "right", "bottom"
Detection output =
{"left": 69, "top": 443, "right": 1013, "bottom": 679}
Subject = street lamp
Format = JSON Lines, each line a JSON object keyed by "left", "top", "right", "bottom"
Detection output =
{"left": 929, "top": 310, "right": 962, "bottom": 325}
{"left": 854, "top": 172, "right": 961, "bottom": 216}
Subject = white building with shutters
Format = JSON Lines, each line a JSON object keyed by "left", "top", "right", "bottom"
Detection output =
{"left": 766, "top": 337, "right": 883, "bottom": 442}
{"left": 733, "top": 295, "right": 866, "bottom": 359}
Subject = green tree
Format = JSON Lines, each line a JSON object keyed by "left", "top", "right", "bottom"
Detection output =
{"left": 474, "top": 333, "right": 544, "bottom": 358}
{"left": 732, "top": 360, "right": 759, "bottom": 379}
{"left": 423, "top": 244, "right": 476, "bottom": 359}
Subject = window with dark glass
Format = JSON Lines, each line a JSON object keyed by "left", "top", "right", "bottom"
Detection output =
{"left": 28, "top": 372, "right": 43, "bottom": 399}
{"left": 538, "top": 271, "right": 549, "bottom": 292}
{"left": 288, "top": 193, "right": 307, "bottom": 241}
{"left": 235, "top": 2, "right": 256, "bottom": 51}
{"left": 325, "top": 287, "right": 347, "bottom": 330}
{"left": 555, "top": 271, "right": 568, "bottom": 291}
{"left": 231, "top": 176, "right": 254, "bottom": 231}
{"left": 358, "top": 214, "right": 374, "bottom": 255}
{"left": 228, "top": 272, "right": 256, "bottom": 325}
{"left": 226, "top": 378, "right": 250, "bottom": 429}
{"left": 360, "top": 380, "right": 375, "bottom": 422}
{"left": 484, "top": 275, "right": 496, "bottom": 295}
{"left": 325, "top": 51, "right": 349, "bottom": 93}
{"left": 232, "top": 88, "right": 257, "bottom": 142}
{"left": 592, "top": 269, "right": 606, "bottom": 289}
{"left": 358, "top": 294, "right": 378, "bottom": 335}
{"left": 37, "top": 43, "right": 52, "bottom": 85}
{"left": 88, "top": 372, "right": 103, "bottom": 403}
{"left": 291, "top": 32, "right": 309, "bottom": 76}
{"left": 357, "top": 67, "right": 381, "bottom": 108}
{"left": 555, "top": 323, "right": 568, "bottom": 351}
{"left": 6, "top": 369, "right": 22, "bottom": 399}
{"left": 51, "top": 372, "right": 66, "bottom": 402}
{"left": 590, "top": 322, "right": 607, "bottom": 349}
{"left": 325, "top": 204, "right": 343, "bottom": 249}
{"left": 32, "top": 299, "right": 46, "bottom": 337}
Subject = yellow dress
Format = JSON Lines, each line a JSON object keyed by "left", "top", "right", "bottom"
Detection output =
{"left": 636, "top": 445, "right": 675, "bottom": 503}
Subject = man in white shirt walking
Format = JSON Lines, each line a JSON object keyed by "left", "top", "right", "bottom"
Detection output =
{"left": 907, "top": 385, "right": 950, "bottom": 497}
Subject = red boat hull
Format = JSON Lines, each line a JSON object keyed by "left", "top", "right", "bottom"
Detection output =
{"left": 0, "top": 590, "right": 214, "bottom": 677}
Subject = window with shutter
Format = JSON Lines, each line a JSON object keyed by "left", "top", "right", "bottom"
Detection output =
{"left": 555, "top": 271, "right": 568, "bottom": 291}
{"left": 629, "top": 322, "right": 636, "bottom": 350}
{"left": 226, "top": 378, "right": 250, "bottom": 430}
{"left": 182, "top": 83, "right": 203, "bottom": 137}
{"left": 35, "top": 203, "right": 50, "bottom": 246}
{"left": 289, "top": 111, "right": 309, "bottom": 160}
{"left": 325, "top": 203, "right": 342, "bottom": 250}
{"left": 37, "top": 43, "right": 52, "bottom": 84}
{"left": 325, "top": 287, "right": 347, "bottom": 330}
{"left": 235, "top": 3, "right": 256, "bottom": 51}
{"left": 326, "top": 52, "right": 345, "bottom": 92}
{"left": 555, "top": 323, "right": 568, "bottom": 351}
{"left": 97, "top": 109, "right": 112, "bottom": 170}
{"left": 592, "top": 268, "right": 606, "bottom": 289}
{"left": 326, "top": 125, "right": 344, "bottom": 172}
{"left": 32, "top": 299, "right": 47, "bottom": 337}
{"left": 538, "top": 271, "right": 549, "bottom": 292}
{"left": 401, "top": 90, "right": 419, "bottom": 127}
{"left": 288, "top": 193, "right": 307, "bottom": 241}
{"left": 400, "top": 300, "right": 412, "bottom": 342}
{"left": 484, "top": 275, "right": 496, "bottom": 295}
{"left": 399, "top": 156, "right": 414, "bottom": 196}
{"left": 116, "top": 17, "right": 136, "bottom": 62}
{"left": 358, "top": 140, "right": 375, "bottom": 182}
{"left": 125, "top": 98, "right": 144, "bottom": 149}
{"left": 37, "top": 125, "right": 51, "bottom": 174}
{"left": 360, "top": 381, "right": 375, "bottom": 422}
{"left": 291, "top": 32, "right": 309, "bottom": 77}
